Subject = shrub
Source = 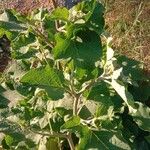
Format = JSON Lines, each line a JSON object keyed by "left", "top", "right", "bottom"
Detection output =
{"left": 0, "top": 0, "right": 150, "bottom": 149}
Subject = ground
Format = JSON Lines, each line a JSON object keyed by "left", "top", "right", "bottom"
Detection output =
{"left": 103, "top": 0, "right": 150, "bottom": 74}
{"left": 0, "top": 0, "right": 150, "bottom": 73}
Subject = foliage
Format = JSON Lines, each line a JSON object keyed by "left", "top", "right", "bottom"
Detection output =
{"left": 0, "top": 0, "right": 150, "bottom": 149}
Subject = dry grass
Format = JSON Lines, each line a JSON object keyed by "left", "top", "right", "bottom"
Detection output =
{"left": 102, "top": 0, "right": 150, "bottom": 73}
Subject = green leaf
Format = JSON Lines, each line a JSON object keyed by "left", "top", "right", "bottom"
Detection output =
{"left": 0, "top": 95, "right": 9, "bottom": 108}
{"left": 41, "top": 86, "right": 64, "bottom": 100}
{"left": 50, "top": 7, "right": 69, "bottom": 22}
{"left": 61, "top": 116, "right": 80, "bottom": 130}
{"left": 131, "top": 102, "right": 150, "bottom": 132}
{"left": 5, "top": 135, "right": 14, "bottom": 146}
{"left": 55, "top": 107, "right": 72, "bottom": 117}
{"left": 0, "top": 86, "right": 6, "bottom": 93}
{"left": 0, "top": 21, "right": 26, "bottom": 31}
{"left": 86, "top": 82, "right": 110, "bottom": 102}
{"left": 111, "top": 79, "right": 136, "bottom": 113}
{"left": 53, "top": 30, "right": 102, "bottom": 69}
{"left": 12, "top": 47, "right": 37, "bottom": 59}
{"left": 43, "top": 15, "right": 56, "bottom": 41}
{"left": 46, "top": 138, "right": 59, "bottom": 150}
{"left": 74, "top": 124, "right": 132, "bottom": 150}
{"left": 76, "top": 125, "right": 91, "bottom": 150}
{"left": 12, "top": 32, "right": 36, "bottom": 51}
{"left": 20, "top": 65, "right": 65, "bottom": 100}
{"left": 117, "top": 56, "right": 146, "bottom": 81}
{"left": 86, "top": 2, "right": 105, "bottom": 34}
{"left": 21, "top": 65, "right": 63, "bottom": 88}
{"left": 84, "top": 130, "right": 132, "bottom": 150}
{"left": 69, "top": 0, "right": 95, "bottom": 24}
{"left": 53, "top": 32, "right": 71, "bottom": 59}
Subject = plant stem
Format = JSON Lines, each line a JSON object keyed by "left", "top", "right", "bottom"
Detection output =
{"left": 67, "top": 133, "right": 75, "bottom": 150}
{"left": 33, "top": 27, "right": 54, "bottom": 48}
{"left": 77, "top": 75, "right": 106, "bottom": 95}
{"left": 30, "top": 129, "right": 67, "bottom": 138}
{"left": 30, "top": 129, "right": 75, "bottom": 150}
{"left": 73, "top": 94, "right": 80, "bottom": 115}
{"left": 51, "top": 0, "right": 61, "bottom": 30}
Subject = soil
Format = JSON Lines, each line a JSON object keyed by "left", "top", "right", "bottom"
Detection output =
{"left": 0, "top": 35, "right": 10, "bottom": 72}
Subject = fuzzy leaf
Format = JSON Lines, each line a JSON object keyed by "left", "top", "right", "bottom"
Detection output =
{"left": 20, "top": 65, "right": 64, "bottom": 100}
{"left": 75, "top": 126, "right": 132, "bottom": 150}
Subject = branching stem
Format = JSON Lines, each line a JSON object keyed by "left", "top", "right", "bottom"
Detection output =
{"left": 30, "top": 129, "right": 75, "bottom": 150}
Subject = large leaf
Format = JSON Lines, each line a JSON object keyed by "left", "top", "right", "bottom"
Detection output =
{"left": 53, "top": 30, "right": 102, "bottom": 69}
{"left": 117, "top": 56, "right": 146, "bottom": 81}
{"left": 20, "top": 65, "right": 65, "bottom": 100}
{"left": 111, "top": 79, "right": 136, "bottom": 113}
{"left": 131, "top": 102, "right": 150, "bottom": 132}
{"left": 86, "top": 2, "right": 105, "bottom": 34}
{"left": 74, "top": 125, "right": 132, "bottom": 150}
{"left": 84, "top": 130, "right": 132, "bottom": 150}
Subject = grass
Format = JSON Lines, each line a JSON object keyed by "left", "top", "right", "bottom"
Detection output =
{"left": 102, "top": 0, "right": 150, "bottom": 74}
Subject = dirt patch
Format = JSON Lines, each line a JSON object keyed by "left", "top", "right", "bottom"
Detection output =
{"left": 0, "top": 35, "right": 10, "bottom": 72}
{"left": 105, "top": 0, "right": 150, "bottom": 73}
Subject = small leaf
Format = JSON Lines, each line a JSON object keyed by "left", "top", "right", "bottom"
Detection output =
{"left": 0, "top": 95, "right": 9, "bottom": 108}
{"left": 39, "top": 113, "right": 51, "bottom": 129}
{"left": 61, "top": 116, "right": 80, "bottom": 130}
{"left": 0, "top": 86, "right": 6, "bottom": 93}
{"left": 50, "top": 7, "right": 69, "bottom": 22}
{"left": 5, "top": 135, "right": 14, "bottom": 146}
{"left": 46, "top": 138, "right": 59, "bottom": 150}
{"left": 55, "top": 107, "right": 72, "bottom": 117}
